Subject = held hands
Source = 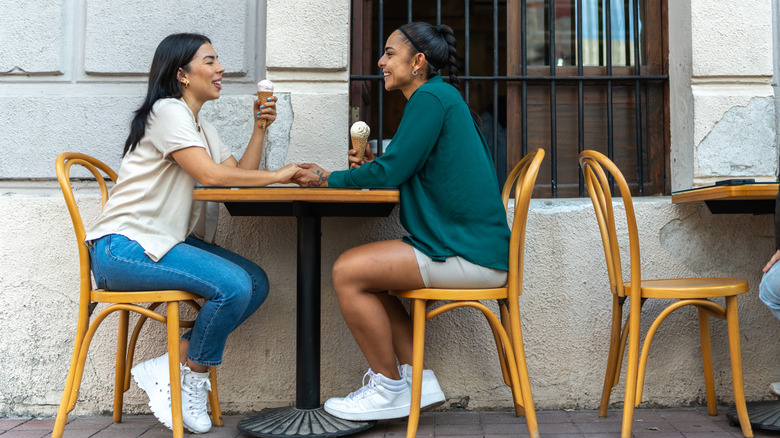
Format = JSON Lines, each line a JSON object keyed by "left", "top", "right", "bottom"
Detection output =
{"left": 348, "top": 145, "right": 375, "bottom": 169}
{"left": 763, "top": 249, "right": 780, "bottom": 273}
{"left": 274, "top": 163, "right": 302, "bottom": 184}
{"left": 254, "top": 96, "right": 278, "bottom": 131}
{"left": 293, "top": 163, "right": 330, "bottom": 187}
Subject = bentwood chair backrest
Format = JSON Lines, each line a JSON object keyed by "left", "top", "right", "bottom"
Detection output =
{"left": 578, "top": 149, "right": 641, "bottom": 300}
{"left": 55, "top": 152, "right": 117, "bottom": 301}
{"left": 505, "top": 148, "right": 546, "bottom": 301}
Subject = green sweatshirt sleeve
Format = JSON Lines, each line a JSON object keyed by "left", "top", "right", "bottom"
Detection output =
{"left": 329, "top": 90, "right": 445, "bottom": 188}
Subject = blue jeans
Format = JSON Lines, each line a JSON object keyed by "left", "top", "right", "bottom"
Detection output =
{"left": 89, "top": 234, "right": 269, "bottom": 366}
{"left": 760, "top": 262, "right": 780, "bottom": 321}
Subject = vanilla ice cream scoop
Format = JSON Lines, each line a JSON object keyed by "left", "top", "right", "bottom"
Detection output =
{"left": 350, "top": 121, "right": 370, "bottom": 138}
{"left": 257, "top": 79, "right": 274, "bottom": 92}
{"left": 350, "top": 121, "right": 371, "bottom": 160}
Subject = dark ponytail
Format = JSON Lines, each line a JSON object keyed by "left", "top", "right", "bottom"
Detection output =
{"left": 123, "top": 33, "right": 211, "bottom": 156}
{"left": 398, "top": 22, "right": 459, "bottom": 87}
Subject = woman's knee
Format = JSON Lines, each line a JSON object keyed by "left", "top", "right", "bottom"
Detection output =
{"left": 247, "top": 264, "right": 270, "bottom": 309}
{"left": 332, "top": 252, "right": 362, "bottom": 294}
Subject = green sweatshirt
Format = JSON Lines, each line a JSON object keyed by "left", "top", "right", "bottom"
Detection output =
{"left": 329, "top": 76, "right": 510, "bottom": 270}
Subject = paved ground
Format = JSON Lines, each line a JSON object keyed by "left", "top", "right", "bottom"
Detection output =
{"left": 3, "top": 406, "right": 779, "bottom": 437}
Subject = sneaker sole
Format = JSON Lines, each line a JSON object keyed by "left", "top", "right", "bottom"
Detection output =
{"left": 324, "top": 403, "right": 412, "bottom": 421}
{"left": 132, "top": 363, "right": 173, "bottom": 430}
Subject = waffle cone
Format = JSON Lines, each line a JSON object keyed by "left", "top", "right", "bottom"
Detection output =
{"left": 351, "top": 135, "right": 368, "bottom": 160}
{"left": 256, "top": 91, "right": 273, "bottom": 129}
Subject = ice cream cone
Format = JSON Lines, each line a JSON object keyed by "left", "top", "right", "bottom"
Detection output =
{"left": 351, "top": 135, "right": 368, "bottom": 160}
{"left": 350, "top": 121, "right": 371, "bottom": 160}
{"left": 256, "top": 91, "right": 273, "bottom": 129}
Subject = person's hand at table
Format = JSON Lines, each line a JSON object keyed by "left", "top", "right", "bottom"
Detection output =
{"left": 348, "top": 145, "right": 375, "bottom": 169}
{"left": 254, "top": 96, "right": 278, "bottom": 131}
{"left": 294, "top": 163, "right": 331, "bottom": 187}
{"left": 763, "top": 249, "right": 780, "bottom": 273}
{"left": 275, "top": 162, "right": 303, "bottom": 184}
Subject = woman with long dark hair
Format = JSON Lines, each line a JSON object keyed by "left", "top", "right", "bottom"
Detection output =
{"left": 294, "top": 22, "right": 510, "bottom": 421}
{"left": 85, "top": 33, "right": 299, "bottom": 433}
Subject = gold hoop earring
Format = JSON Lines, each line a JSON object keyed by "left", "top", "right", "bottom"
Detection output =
{"left": 182, "top": 80, "right": 189, "bottom": 88}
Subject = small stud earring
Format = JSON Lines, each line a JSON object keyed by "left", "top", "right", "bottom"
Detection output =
{"left": 412, "top": 70, "right": 418, "bottom": 76}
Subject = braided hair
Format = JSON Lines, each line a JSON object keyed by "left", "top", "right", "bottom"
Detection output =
{"left": 397, "top": 22, "right": 459, "bottom": 87}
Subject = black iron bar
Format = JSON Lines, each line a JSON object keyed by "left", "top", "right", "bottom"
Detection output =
{"left": 407, "top": 0, "right": 412, "bottom": 23}
{"left": 632, "top": 0, "right": 643, "bottom": 194}
{"left": 623, "top": 0, "right": 631, "bottom": 65}
{"left": 493, "top": 0, "right": 500, "bottom": 175}
{"left": 378, "top": 0, "right": 385, "bottom": 155}
{"left": 522, "top": 0, "right": 528, "bottom": 157}
{"left": 550, "top": 0, "right": 558, "bottom": 197}
{"left": 465, "top": 0, "right": 471, "bottom": 105}
{"left": 351, "top": 74, "right": 668, "bottom": 81}
{"left": 437, "top": 0, "right": 442, "bottom": 25}
{"left": 606, "top": 0, "right": 614, "bottom": 183}
{"left": 577, "top": 0, "right": 585, "bottom": 197}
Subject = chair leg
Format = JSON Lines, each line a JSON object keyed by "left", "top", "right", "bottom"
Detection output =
{"left": 167, "top": 302, "right": 185, "bottom": 438}
{"left": 508, "top": 315, "right": 539, "bottom": 438}
{"left": 495, "top": 302, "right": 513, "bottom": 387}
{"left": 406, "top": 299, "right": 427, "bottom": 438}
{"left": 208, "top": 366, "right": 223, "bottom": 426}
{"left": 599, "top": 296, "right": 624, "bottom": 417}
{"left": 113, "top": 309, "right": 129, "bottom": 423}
{"left": 125, "top": 310, "right": 154, "bottom": 392}
{"left": 696, "top": 306, "right": 717, "bottom": 416}
{"left": 53, "top": 328, "right": 88, "bottom": 437}
{"left": 621, "top": 299, "right": 642, "bottom": 438}
{"left": 725, "top": 296, "right": 753, "bottom": 438}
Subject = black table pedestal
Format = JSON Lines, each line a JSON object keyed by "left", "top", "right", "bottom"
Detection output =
{"left": 726, "top": 400, "right": 780, "bottom": 432}
{"left": 237, "top": 202, "right": 376, "bottom": 437}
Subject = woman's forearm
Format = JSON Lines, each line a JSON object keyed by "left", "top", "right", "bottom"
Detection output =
{"left": 237, "top": 128, "right": 264, "bottom": 170}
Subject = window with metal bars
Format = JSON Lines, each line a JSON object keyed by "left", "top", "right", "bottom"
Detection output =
{"left": 350, "top": 0, "right": 668, "bottom": 197}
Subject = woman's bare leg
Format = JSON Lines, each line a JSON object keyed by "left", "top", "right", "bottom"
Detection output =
{"left": 377, "top": 293, "right": 415, "bottom": 366}
{"left": 331, "top": 239, "right": 424, "bottom": 379}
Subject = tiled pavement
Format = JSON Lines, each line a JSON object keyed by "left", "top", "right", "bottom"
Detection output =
{"left": 3, "top": 407, "right": 779, "bottom": 438}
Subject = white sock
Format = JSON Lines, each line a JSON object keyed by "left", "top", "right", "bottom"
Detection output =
{"left": 378, "top": 373, "right": 407, "bottom": 391}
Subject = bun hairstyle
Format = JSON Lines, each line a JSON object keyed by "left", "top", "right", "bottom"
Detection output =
{"left": 123, "top": 33, "right": 211, "bottom": 156}
{"left": 397, "top": 22, "right": 459, "bottom": 87}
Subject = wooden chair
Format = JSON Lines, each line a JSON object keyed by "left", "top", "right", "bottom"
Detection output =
{"left": 52, "top": 152, "right": 223, "bottom": 438}
{"left": 389, "top": 148, "right": 545, "bottom": 438}
{"left": 578, "top": 149, "right": 753, "bottom": 438}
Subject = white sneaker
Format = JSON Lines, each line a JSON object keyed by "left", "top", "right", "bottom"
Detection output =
{"left": 181, "top": 364, "right": 212, "bottom": 434}
{"left": 324, "top": 369, "right": 411, "bottom": 421}
{"left": 771, "top": 382, "right": 780, "bottom": 398}
{"left": 399, "top": 364, "right": 446, "bottom": 411}
{"left": 131, "top": 353, "right": 173, "bottom": 430}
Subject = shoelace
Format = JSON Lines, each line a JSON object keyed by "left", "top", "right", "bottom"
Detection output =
{"left": 345, "top": 369, "right": 380, "bottom": 401}
{"left": 183, "top": 374, "right": 212, "bottom": 414}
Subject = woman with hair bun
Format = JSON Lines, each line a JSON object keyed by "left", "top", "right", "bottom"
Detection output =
{"left": 295, "top": 22, "right": 510, "bottom": 421}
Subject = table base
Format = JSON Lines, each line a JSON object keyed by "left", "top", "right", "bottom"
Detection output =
{"left": 726, "top": 401, "right": 780, "bottom": 432}
{"left": 237, "top": 407, "right": 375, "bottom": 437}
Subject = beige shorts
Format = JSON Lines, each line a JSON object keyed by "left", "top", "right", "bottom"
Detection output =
{"left": 413, "top": 247, "right": 508, "bottom": 289}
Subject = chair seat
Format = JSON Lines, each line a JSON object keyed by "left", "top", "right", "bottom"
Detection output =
{"left": 91, "top": 289, "right": 202, "bottom": 303}
{"left": 623, "top": 277, "right": 749, "bottom": 299}
{"left": 390, "top": 287, "right": 508, "bottom": 301}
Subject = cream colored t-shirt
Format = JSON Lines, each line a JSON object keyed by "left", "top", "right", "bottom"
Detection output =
{"left": 86, "top": 98, "right": 232, "bottom": 261}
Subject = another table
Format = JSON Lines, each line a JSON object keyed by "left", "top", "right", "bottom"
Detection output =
{"left": 672, "top": 182, "right": 780, "bottom": 431}
{"left": 671, "top": 182, "right": 778, "bottom": 214}
{"left": 194, "top": 187, "right": 400, "bottom": 437}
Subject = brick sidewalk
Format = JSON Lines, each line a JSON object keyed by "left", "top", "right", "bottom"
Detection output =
{"left": 2, "top": 407, "right": 777, "bottom": 437}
